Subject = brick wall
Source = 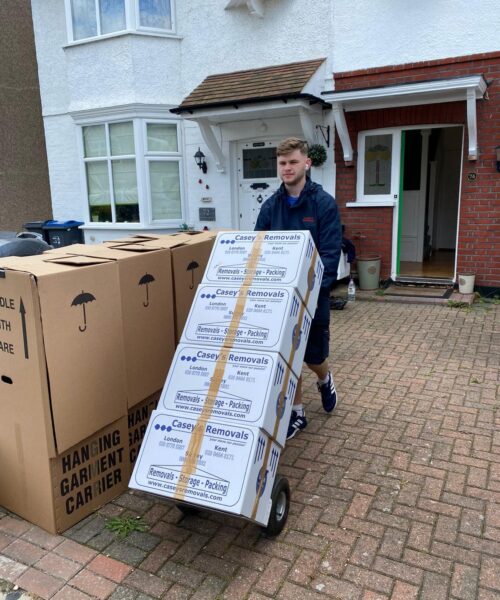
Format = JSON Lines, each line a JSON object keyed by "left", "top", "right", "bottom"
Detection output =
{"left": 334, "top": 51, "right": 500, "bottom": 286}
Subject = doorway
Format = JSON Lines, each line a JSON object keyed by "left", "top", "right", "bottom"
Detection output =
{"left": 398, "top": 126, "right": 463, "bottom": 279}
{"left": 237, "top": 140, "right": 281, "bottom": 230}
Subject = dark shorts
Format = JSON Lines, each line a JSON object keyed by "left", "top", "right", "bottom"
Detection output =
{"left": 303, "top": 291, "right": 330, "bottom": 365}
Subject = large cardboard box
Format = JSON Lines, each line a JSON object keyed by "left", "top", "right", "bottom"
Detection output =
{"left": 202, "top": 231, "right": 324, "bottom": 317}
{"left": 130, "top": 410, "right": 281, "bottom": 526}
{"left": 159, "top": 344, "right": 297, "bottom": 446}
{"left": 48, "top": 243, "right": 176, "bottom": 408}
{"left": 180, "top": 284, "right": 312, "bottom": 377}
{"left": 127, "top": 391, "right": 160, "bottom": 474}
{"left": 169, "top": 232, "right": 217, "bottom": 342}
{"left": 0, "top": 254, "right": 127, "bottom": 453}
{"left": 106, "top": 232, "right": 217, "bottom": 343}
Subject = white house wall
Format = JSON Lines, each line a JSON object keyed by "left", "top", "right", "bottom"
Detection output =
{"left": 332, "top": 0, "right": 500, "bottom": 72}
{"left": 30, "top": 0, "right": 499, "bottom": 235}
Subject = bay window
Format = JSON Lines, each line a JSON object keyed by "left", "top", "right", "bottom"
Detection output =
{"left": 67, "top": 0, "right": 174, "bottom": 42}
{"left": 81, "top": 118, "right": 183, "bottom": 226}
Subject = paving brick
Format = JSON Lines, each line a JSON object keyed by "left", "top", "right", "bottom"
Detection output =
{"left": 0, "top": 555, "right": 29, "bottom": 583}
{"left": 3, "top": 539, "right": 47, "bottom": 566}
{"left": 52, "top": 586, "right": 95, "bottom": 599}
{"left": 35, "top": 552, "right": 82, "bottom": 581}
{"left": 55, "top": 538, "right": 98, "bottom": 565}
{"left": 378, "top": 528, "right": 406, "bottom": 560}
{"left": 480, "top": 556, "right": 500, "bottom": 592}
{"left": 87, "top": 554, "right": 133, "bottom": 583}
{"left": 222, "top": 566, "right": 259, "bottom": 600}
{"left": 69, "top": 568, "right": 118, "bottom": 599}
{"left": 124, "top": 569, "right": 170, "bottom": 598}
{"left": 420, "top": 571, "right": 450, "bottom": 600}
{"left": 343, "top": 565, "right": 393, "bottom": 594}
{"left": 451, "top": 563, "right": 479, "bottom": 600}
{"left": 0, "top": 517, "right": 31, "bottom": 538}
{"left": 254, "top": 557, "right": 289, "bottom": 595}
{"left": 21, "top": 526, "right": 64, "bottom": 551}
{"left": 190, "top": 575, "right": 226, "bottom": 600}
{"left": 391, "top": 580, "right": 419, "bottom": 599}
{"left": 16, "top": 567, "right": 64, "bottom": 599}
{"left": 139, "top": 539, "right": 179, "bottom": 573}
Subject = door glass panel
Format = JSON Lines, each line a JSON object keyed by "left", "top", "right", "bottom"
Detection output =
{"left": 242, "top": 147, "right": 276, "bottom": 179}
{"left": 363, "top": 134, "right": 392, "bottom": 195}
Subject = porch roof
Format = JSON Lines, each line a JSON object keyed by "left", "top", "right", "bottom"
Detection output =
{"left": 171, "top": 58, "right": 329, "bottom": 114}
{"left": 322, "top": 74, "right": 488, "bottom": 162}
{"left": 171, "top": 59, "right": 331, "bottom": 172}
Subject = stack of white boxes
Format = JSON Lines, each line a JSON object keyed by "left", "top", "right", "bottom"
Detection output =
{"left": 130, "top": 231, "right": 324, "bottom": 526}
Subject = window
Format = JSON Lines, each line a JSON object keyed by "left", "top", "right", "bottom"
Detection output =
{"left": 67, "top": 0, "right": 174, "bottom": 42}
{"left": 356, "top": 129, "right": 402, "bottom": 203}
{"left": 81, "top": 118, "right": 183, "bottom": 225}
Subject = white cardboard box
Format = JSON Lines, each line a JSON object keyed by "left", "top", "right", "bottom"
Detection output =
{"left": 202, "top": 231, "right": 324, "bottom": 317}
{"left": 129, "top": 410, "right": 281, "bottom": 526}
{"left": 180, "top": 285, "right": 312, "bottom": 378}
{"left": 159, "top": 344, "right": 298, "bottom": 446}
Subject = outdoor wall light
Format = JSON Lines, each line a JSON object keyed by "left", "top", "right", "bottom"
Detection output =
{"left": 496, "top": 145, "right": 500, "bottom": 173}
{"left": 194, "top": 148, "right": 207, "bottom": 173}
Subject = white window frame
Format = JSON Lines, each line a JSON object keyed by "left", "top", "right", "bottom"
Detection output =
{"left": 142, "top": 120, "right": 184, "bottom": 225}
{"left": 77, "top": 112, "right": 185, "bottom": 229}
{"left": 356, "top": 128, "right": 402, "bottom": 205}
{"left": 65, "top": 0, "right": 176, "bottom": 43}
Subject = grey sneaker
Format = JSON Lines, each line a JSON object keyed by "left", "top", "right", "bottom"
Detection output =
{"left": 286, "top": 410, "right": 308, "bottom": 439}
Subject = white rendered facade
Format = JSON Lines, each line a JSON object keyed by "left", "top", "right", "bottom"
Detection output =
{"left": 30, "top": 0, "right": 500, "bottom": 242}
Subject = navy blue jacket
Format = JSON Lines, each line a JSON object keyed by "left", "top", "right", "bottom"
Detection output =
{"left": 255, "top": 179, "right": 342, "bottom": 292}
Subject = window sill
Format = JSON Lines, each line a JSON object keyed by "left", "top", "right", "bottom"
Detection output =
{"left": 64, "top": 30, "right": 183, "bottom": 49}
{"left": 346, "top": 200, "right": 396, "bottom": 208}
{"left": 81, "top": 223, "right": 182, "bottom": 230}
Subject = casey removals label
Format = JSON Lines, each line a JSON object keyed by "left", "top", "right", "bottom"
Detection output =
{"left": 159, "top": 345, "right": 298, "bottom": 444}
{"left": 130, "top": 411, "right": 280, "bottom": 518}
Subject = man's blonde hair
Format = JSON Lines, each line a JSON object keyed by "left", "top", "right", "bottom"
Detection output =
{"left": 276, "top": 137, "right": 309, "bottom": 157}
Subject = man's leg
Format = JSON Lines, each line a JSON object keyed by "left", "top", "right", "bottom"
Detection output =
{"left": 287, "top": 375, "right": 307, "bottom": 440}
{"left": 307, "top": 359, "right": 338, "bottom": 413}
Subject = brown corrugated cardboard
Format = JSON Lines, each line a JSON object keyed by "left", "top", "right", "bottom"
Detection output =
{"left": 169, "top": 232, "right": 217, "bottom": 342}
{"left": 49, "top": 244, "right": 176, "bottom": 408}
{"left": 127, "top": 391, "right": 160, "bottom": 477}
{"left": 0, "top": 254, "right": 127, "bottom": 454}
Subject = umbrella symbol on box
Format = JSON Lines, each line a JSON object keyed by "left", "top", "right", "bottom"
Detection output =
{"left": 139, "top": 273, "right": 155, "bottom": 307}
{"left": 71, "top": 291, "right": 96, "bottom": 332}
{"left": 187, "top": 261, "right": 199, "bottom": 289}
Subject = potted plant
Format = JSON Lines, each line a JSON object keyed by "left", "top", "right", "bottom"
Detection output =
{"left": 308, "top": 144, "right": 327, "bottom": 167}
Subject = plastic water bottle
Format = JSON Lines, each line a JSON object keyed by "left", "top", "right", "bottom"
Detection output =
{"left": 347, "top": 278, "right": 356, "bottom": 302}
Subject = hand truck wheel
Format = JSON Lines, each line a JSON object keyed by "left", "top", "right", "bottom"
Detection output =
{"left": 176, "top": 503, "right": 200, "bottom": 517}
{"left": 263, "top": 475, "right": 290, "bottom": 537}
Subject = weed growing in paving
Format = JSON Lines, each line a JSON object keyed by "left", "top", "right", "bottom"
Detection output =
{"left": 105, "top": 515, "right": 148, "bottom": 538}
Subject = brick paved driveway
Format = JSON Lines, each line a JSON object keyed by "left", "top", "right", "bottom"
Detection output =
{"left": 1, "top": 301, "right": 499, "bottom": 599}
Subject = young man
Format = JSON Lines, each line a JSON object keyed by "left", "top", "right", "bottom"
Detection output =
{"left": 255, "top": 137, "right": 342, "bottom": 439}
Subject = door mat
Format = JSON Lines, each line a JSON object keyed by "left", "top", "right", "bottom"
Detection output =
{"left": 383, "top": 285, "right": 453, "bottom": 299}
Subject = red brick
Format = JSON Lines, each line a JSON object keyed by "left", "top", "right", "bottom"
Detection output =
{"left": 480, "top": 556, "right": 500, "bottom": 592}
{"left": 35, "top": 552, "right": 82, "bottom": 581}
{"left": 3, "top": 538, "right": 47, "bottom": 566}
{"left": 69, "top": 568, "right": 117, "bottom": 599}
{"left": 16, "top": 567, "right": 64, "bottom": 599}
{"left": 392, "top": 581, "right": 419, "bottom": 599}
{"left": 54, "top": 539, "right": 98, "bottom": 565}
{"left": 87, "top": 554, "right": 132, "bottom": 583}
{"left": 124, "top": 568, "right": 170, "bottom": 597}
{"left": 0, "top": 516, "right": 31, "bottom": 537}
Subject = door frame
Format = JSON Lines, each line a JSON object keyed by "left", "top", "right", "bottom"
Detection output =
{"left": 389, "top": 123, "right": 464, "bottom": 281}
{"left": 235, "top": 138, "right": 282, "bottom": 230}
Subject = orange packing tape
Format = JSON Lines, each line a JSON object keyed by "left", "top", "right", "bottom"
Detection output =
{"left": 174, "top": 232, "right": 266, "bottom": 500}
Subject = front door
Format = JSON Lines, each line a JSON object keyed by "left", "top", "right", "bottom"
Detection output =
{"left": 237, "top": 140, "right": 280, "bottom": 230}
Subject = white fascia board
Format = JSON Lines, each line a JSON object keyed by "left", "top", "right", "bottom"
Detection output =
{"left": 70, "top": 103, "right": 177, "bottom": 124}
{"left": 323, "top": 75, "right": 487, "bottom": 111}
{"left": 302, "top": 61, "right": 327, "bottom": 98}
{"left": 178, "top": 98, "right": 323, "bottom": 125}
